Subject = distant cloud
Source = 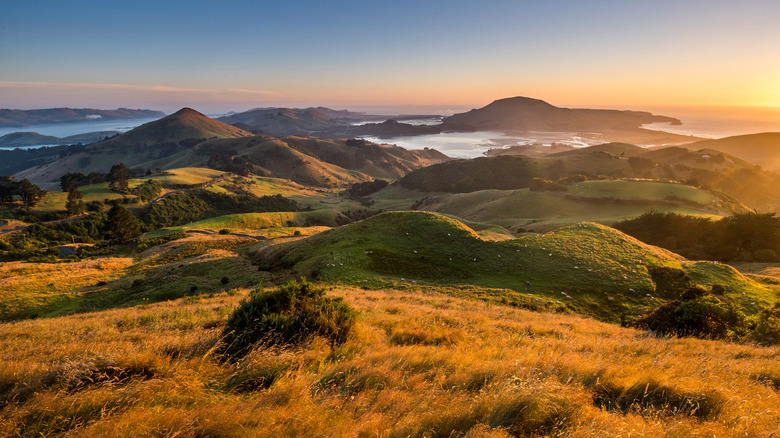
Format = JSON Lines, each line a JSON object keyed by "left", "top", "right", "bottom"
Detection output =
{"left": 0, "top": 81, "right": 283, "bottom": 97}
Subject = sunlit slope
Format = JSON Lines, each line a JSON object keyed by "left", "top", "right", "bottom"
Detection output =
{"left": 253, "top": 211, "right": 775, "bottom": 321}
{"left": 0, "top": 234, "right": 263, "bottom": 321}
{"left": 374, "top": 180, "right": 739, "bottom": 233}
{"left": 684, "top": 133, "right": 780, "bottom": 171}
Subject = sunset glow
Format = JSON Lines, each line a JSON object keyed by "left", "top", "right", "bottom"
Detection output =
{"left": 2, "top": 1, "right": 779, "bottom": 113}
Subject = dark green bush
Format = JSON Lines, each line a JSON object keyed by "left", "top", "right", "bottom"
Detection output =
{"left": 636, "top": 285, "right": 748, "bottom": 340}
{"left": 752, "top": 301, "right": 780, "bottom": 346}
{"left": 220, "top": 278, "right": 357, "bottom": 358}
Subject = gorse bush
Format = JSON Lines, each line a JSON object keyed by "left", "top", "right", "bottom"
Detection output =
{"left": 752, "top": 301, "right": 780, "bottom": 345}
{"left": 636, "top": 285, "right": 749, "bottom": 340}
{"left": 221, "top": 278, "right": 357, "bottom": 358}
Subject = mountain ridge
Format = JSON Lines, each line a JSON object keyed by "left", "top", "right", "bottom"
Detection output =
{"left": 442, "top": 96, "right": 681, "bottom": 131}
{"left": 0, "top": 107, "right": 165, "bottom": 128}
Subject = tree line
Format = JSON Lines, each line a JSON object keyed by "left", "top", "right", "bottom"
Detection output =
{"left": 614, "top": 211, "right": 780, "bottom": 262}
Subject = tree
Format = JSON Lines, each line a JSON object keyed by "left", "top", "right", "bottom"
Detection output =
{"left": 65, "top": 189, "right": 86, "bottom": 216}
{"left": 105, "top": 205, "right": 142, "bottom": 244}
{"left": 0, "top": 176, "right": 16, "bottom": 205}
{"left": 108, "top": 163, "right": 131, "bottom": 192}
{"left": 60, "top": 172, "right": 85, "bottom": 192}
{"left": 19, "top": 179, "right": 45, "bottom": 209}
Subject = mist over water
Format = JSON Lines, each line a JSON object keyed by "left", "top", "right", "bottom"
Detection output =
{"left": 364, "top": 105, "right": 780, "bottom": 158}
{"left": 641, "top": 106, "right": 780, "bottom": 139}
{"left": 3, "top": 105, "right": 778, "bottom": 156}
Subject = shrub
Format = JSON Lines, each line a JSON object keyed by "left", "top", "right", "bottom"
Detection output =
{"left": 635, "top": 285, "right": 748, "bottom": 340}
{"left": 218, "top": 229, "right": 231, "bottom": 235}
{"left": 752, "top": 301, "right": 780, "bottom": 346}
{"left": 220, "top": 278, "right": 357, "bottom": 358}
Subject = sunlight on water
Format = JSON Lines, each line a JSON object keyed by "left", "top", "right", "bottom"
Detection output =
{"left": 361, "top": 131, "right": 599, "bottom": 158}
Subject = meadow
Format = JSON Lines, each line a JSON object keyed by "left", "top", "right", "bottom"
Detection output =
{"left": 1, "top": 285, "right": 778, "bottom": 437}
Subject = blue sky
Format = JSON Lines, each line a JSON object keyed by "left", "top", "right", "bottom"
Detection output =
{"left": 1, "top": 0, "right": 779, "bottom": 112}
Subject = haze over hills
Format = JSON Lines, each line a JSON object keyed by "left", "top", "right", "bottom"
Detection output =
{"left": 442, "top": 96, "right": 680, "bottom": 131}
{"left": 396, "top": 142, "right": 780, "bottom": 214}
{"left": 681, "top": 133, "right": 780, "bottom": 171}
{"left": 11, "top": 108, "right": 448, "bottom": 187}
{"left": 217, "top": 107, "right": 441, "bottom": 137}
{"left": 0, "top": 131, "right": 120, "bottom": 148}
{"left": 212, "top": 97, "right": 701, "bottom": 146}
{"left": 0, "top": 108, "right": 165, "bottom": 128}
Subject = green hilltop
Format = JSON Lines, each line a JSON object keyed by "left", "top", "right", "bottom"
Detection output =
{"left": 252, "top": 211, "right": 774, "bottom": 321}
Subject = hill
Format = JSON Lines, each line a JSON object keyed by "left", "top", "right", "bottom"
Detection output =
{"left": 438, "top": 97, "right": 702, "bottom": 145}
{"left": 252, "top": 211, "right": 775, "bottom": 321}
{"left": 217, "top": 107, "right": 442, "bottom": 138}
{"left": 11, "top": 109, "right": 448, "bottom": 188}
{"left": 217, "top": 107, "right": 355, "bottom": 136}
{"left": 0, "top": 107, "right": 164, "bottom": 128}
{"left": 99, "top": 107, "right": 254, "bottom": 147}
{"left": 281, "top": 137, "right": 448, "bottom": 179}
{"left": 442, "top": 96, "right": 678, "bottom": 131}
{"left": 0, "top": 131, "right": 120, "bottom": 148}
{"left": 391, "top": 184, "right": 731, "bottom": 233}
{"left": 682, "top": 132, "right": 780, "bottom": 171}
{"left": 397, "top": 143, "right": 780, "bottom": 214}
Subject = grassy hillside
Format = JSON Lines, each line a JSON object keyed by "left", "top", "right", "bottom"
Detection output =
{"left": 101, "top": 108, "right": 253, "bottom": 147}
{"left": 373, "top": 180, "right": 733, "bottom": 233}
{"left": 282, "top": 136, "right": 449, "bottom": 179}
{"left": 0, "top": 233, "right": 264, "bottom": 321}
{"left": 11, "top": 110, "right": 447, "bottom": 189}
{"left": 1, "top": 285, "right": 777, "bottom": 436}
{"left": 252, "top": 211, "right": 776, "bottom": 321}
{"left": 684, "top": 132, "right": 780, "bottom": 170}
{"left": 143, "top": 211, "right": 336, "bottom": 238}
{"left": 398, "top": 144, "right": 780, "bottom": 214}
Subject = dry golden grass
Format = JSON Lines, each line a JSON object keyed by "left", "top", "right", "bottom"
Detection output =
{"left": 0, "top": 258, "right": 134, "bottom": 317}
{"left": 1, "top": 285, "right": 778, "bottom": 436}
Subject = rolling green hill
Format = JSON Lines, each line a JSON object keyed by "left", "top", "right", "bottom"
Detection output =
{"left": 252, "top": 211, "right": 775, "bottom": 321}
{"left": 398, "top": 143, "right": 780, "bottom": 214}
{"left": 394, "top": 183, "right": 729, "bottom": 233}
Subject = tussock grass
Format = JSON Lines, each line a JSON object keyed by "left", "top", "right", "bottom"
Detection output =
{"left": 1, "top": 286, "right": 778, "bottom": 436}
{"left": 0, "top": 257, "right": 133, "bottom": 320}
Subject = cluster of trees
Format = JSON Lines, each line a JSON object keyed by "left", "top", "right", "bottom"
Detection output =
{"left": 2, "top": 188, "right": 303, "bottom": 260}
{"left": 60, "top": 172, "right": 106, "bottom": 192}
{"left": 129, "top": 180, "right": 162, "bottom": 202}
{"left": 207, "top": 152, "right": 253, "bottom": 176}
{"left": 347, "top": 179, "right": 388, "bottom": 198}
{"left": 615, "top": 211, "right": 780, "bottom": 262}
{"left": 0, "top": 177, "right": 45, "bottom": 208}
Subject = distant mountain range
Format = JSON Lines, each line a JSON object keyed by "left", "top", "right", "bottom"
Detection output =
{"left": 216, "top": 97, "right": 698, "bottom": 145}
{"left": 0, "top": 108, "right": 165, "bottom": 128}
{"left": 217, "top": 107, "right": 438, "bottom": 137}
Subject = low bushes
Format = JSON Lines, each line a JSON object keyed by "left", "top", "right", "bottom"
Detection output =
{"left": 220, "top": 278, "right": 357, "bottom": 358}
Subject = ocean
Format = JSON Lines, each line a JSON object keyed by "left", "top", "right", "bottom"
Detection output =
{"left": 363, "top": 105, "right": 780, "bottom": 158}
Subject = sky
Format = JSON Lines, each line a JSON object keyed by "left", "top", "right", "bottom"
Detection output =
{"left": 1, "top": 0, "right": 779, "bottom": 114}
